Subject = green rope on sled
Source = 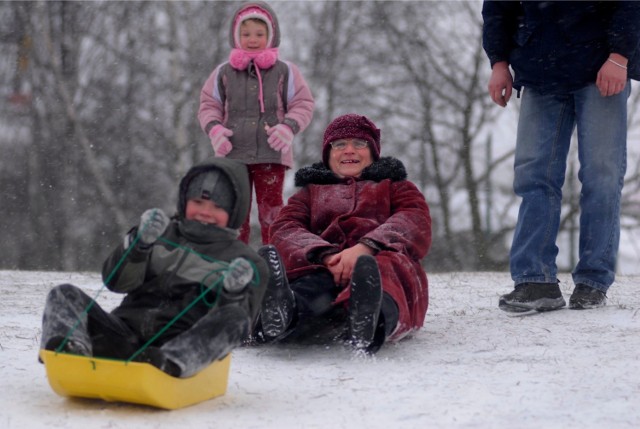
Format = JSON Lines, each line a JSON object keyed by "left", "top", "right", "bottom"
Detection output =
{"left": 54, "top": 216, "right": 261, "bottom": 362}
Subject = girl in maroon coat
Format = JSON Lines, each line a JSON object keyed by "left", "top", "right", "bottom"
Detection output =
{"left": 257, "top": 114, "right": 431, "bottom": 353}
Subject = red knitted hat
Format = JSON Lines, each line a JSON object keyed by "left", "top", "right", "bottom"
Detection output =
{"left": 322, "top": 114, "right": 381, "bottom": 166}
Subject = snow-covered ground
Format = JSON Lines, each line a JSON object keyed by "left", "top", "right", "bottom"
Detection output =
{"left": 1, "top": 270, "right": 639, "bottom": 429}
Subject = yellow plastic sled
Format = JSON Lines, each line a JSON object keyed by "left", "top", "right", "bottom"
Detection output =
{"left": 39, "top": 349, "right": 231, "bottom": 410}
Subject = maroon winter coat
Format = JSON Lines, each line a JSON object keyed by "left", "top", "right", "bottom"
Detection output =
{"left": 269, "top": 157, "right": 431, "bottom": 340}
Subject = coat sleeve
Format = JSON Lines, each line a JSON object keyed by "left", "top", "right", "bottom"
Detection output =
{"left": 283, "top": 62, "right": 315, "bottom": 134}
{"left": 269, "top": 187, "right": 338, "bottom": 270}
{"left": 609, "top": 2, "right": 640, "bottom": 63}
{"left": 101, "top": 229, "right": 151, "bottom": 293}
{"left": 197, "top": 64, "right": 226, "bottom": 135}
{"left": 481, "top": 0, "right": 521, "bottom": 67}
{"left": 362, "top": 180, "right": 431, "bottom": 261}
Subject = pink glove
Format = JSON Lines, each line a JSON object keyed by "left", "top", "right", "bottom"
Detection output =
{"left": 266, "top": 124, "right": 293, "bottom": 154}
{"left": 208, "top": 125, "right": 233, "bottom": 157}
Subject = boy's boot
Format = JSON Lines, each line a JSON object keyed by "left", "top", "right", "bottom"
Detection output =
{"left": 258, "top": 245, "right": 295, "bottom": 340}
{"left": 134, "top": 347, "right": 181, "bottom": 377}
{"left": 348, "top": 255, "right": 383, "bottom": 350}
{"left": 499, "top": 282, "right": 566, "bottom": 313}
{"left": 152, "top": 305, "right": 251, "bottom": 378}
{"left": 43, "top": 336, "right": 91, "bottom": 357}
{"left": 203, "top": 305, "right": 251, "bottom": 362}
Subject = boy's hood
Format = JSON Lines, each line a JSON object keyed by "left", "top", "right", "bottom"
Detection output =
{"left": 177, "top": 157, "right": 250, "bottom": 230}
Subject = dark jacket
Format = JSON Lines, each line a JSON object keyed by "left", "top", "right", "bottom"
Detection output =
{"left": 482, "top": 1, "right": 640, "bottom": 93}
{"left": 269, "top": 157, "right": 432, "bottom": 340}
{"left": 102, "top": 157, "right": 268, "bottom": 344}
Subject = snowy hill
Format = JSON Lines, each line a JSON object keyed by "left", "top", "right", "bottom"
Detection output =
{"left": 1, "top": 270, "right": 639, "bottom": 429}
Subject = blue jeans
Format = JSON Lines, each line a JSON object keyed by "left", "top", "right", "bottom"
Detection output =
{"left": 511, "top": 83, "right": 630, "bottom": 292}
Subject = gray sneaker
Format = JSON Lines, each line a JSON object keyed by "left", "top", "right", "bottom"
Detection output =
{"left": 499, "top": 282, "right": 566, "bottom": 313}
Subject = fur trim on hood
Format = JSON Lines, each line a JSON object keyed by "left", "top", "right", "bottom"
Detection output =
{"left": 294, "top": 157, "right": 408, "bottom": 187}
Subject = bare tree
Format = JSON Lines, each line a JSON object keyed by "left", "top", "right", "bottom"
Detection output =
{"left": 0, "top": 1, "right": 638, "bottom": 272}
{"left": 370, "top": 1, "right": 512, "bottom": 270}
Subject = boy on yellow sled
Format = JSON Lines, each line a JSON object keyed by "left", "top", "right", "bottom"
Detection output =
{"left": 40, "top": 157, "right": 268, "bottom": 378}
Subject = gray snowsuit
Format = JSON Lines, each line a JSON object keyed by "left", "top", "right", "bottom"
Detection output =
{"left": 40, "top": 157, "right": 268, "bottom": 377}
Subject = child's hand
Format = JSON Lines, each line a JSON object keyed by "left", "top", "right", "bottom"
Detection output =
{"left": 209, "top": 125, "right": 233, "bottom": 157}
{"left": 223, "top": 258, "right": 254, "bottom": 293}
{"left": 138, "top": 209, "right": 170, "bottom": 247}
{"left": 265, "top": 123, "right": 293, "bottom": 154}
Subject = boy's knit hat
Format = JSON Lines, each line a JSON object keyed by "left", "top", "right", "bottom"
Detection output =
{"left": 186, "top": 169, "right": 236, "bottom": 215}
{"left": 178, "top": 158, "right": 250, "bottom": 229}
{"left": 322, "top": 114, "right": 381, "bottom": 166}
{"left": 231, "top": 2, "right": 280, "bottom": 49}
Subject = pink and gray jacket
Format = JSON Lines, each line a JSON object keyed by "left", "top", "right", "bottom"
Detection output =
{"left": 198, "top": 1, "right": 314, "bottom": 168}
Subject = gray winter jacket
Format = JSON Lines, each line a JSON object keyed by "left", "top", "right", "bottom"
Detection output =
{"left": 102, "top": 158, "right": 268, "bottom": 344}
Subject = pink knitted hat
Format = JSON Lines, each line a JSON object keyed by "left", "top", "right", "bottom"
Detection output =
{"left": 322, "top": 114, "right": 381, "bottom": 166}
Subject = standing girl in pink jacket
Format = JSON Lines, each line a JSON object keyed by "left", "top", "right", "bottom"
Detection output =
{"left": 198, "top": 1, "right": 315, "bottom": 244}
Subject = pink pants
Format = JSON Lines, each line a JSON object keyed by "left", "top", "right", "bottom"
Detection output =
{"left": 239, "top": 163, "right": 286, "bottom": 244}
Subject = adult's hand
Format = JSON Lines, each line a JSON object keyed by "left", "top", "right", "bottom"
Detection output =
{"left": 596, "top": 54, "right": 628, "bottom": 97}
{"left": 323, "top": 243, "right": 375, "bottom": 288}
{"left": 487, "top": 61, "right": 513, "bottom": 107}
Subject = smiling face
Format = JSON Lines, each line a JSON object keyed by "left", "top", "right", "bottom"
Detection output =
{"left": 328, "top": 138, "right": 373, "bottom": 178}
{"left": 185, "top": 198, "right": 229, "bottom": 227}
{"left": 239, "top": 19, "right": 268, "bottom": 51}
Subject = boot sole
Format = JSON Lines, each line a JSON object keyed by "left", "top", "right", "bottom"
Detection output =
{"left": 258, "top": 245, "right": 294, "bottom": 339}
{"left": 499, "top": 296, "right": 566, "bottom": 313}
{"left": 568, "top": 299, "right": 607, "bottom": 310}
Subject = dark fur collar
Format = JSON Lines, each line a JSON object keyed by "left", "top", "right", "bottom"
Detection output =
{"left": 294, "top": 157, "right": 407, "bottom": 187}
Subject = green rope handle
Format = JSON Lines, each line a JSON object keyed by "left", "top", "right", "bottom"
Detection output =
{"left": 125, "top": 255, "right": 260, "bottom": 363}
{"left": 53, "top": 225, "right": 144, "bottom": 354}
{"left": 124, "top": 268, "right": 225, "bottom": 363}
{"left": 54, "top": 214, "right": 261, "bottom": 361}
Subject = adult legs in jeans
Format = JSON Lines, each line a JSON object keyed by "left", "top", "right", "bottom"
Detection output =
{"left": 572, "top": 84, "right": 628, "bottom": 292}
{"left": 238, "top": 163, "right": 286, "bottom": 244}
{"left": 511, "top": 84, "right": 628, "bottom": 292}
